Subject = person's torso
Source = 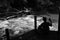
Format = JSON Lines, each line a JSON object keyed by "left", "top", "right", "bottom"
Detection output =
{"left": 40, "top": 22, "right": 50, "bottom": 30}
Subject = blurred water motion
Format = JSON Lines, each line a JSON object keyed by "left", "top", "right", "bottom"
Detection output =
{"left": 0, "top": 15, "right": 58, "bottom": 37}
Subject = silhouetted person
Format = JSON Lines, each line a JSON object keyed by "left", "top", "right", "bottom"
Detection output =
{"left": 38, "top": 17, "right": 52, "bottom": 34}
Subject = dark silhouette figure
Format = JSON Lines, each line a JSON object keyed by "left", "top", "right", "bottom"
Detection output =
{"left": 38, "top": 17, "right": 52, "bottom": 34}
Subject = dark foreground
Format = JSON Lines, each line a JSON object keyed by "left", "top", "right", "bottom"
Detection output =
{"left": 10, "top": 30, "right": 58, "bottom": 40}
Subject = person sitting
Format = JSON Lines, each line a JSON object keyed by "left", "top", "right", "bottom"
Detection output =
{"left": 38, "top": 17, "right": 52, "bottom": 34}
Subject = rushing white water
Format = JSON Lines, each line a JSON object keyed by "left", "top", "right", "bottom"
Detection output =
{"left": 0, "top": 15, "right": 58, "bottom": 36}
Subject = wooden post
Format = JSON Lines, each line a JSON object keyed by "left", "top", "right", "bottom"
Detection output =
{"left": 5, "top": 29, "right": 10, "bottom": 40}
{"left": 34, "top": 15, "right": 37, "bottom": 31}
{"left": 58, "top": 8, "right": 59, "bottom": 32}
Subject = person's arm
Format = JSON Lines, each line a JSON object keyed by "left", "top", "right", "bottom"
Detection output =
{"left": 48, "top": 18, "right": 52, "bottom": 26}
{"left": 49, "top": 18, "right": 52, "bottom": 23}
{"left": 49, "top": 23, "right": 52, "bottom": 27}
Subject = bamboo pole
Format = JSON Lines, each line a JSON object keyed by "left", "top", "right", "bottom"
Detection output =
{"left": 34, "top": 15, "right": 37, "bottom": 31}
{"left": 5, "top": 29, "right": 10, "bottom": 40}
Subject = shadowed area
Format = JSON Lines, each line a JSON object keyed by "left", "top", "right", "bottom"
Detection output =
{"left": 10, "top": 29, "right": 58, "bottom": 40}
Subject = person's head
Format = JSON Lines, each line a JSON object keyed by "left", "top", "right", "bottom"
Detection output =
{"left": 43, "top": 17, "right": 47, "bottom": 22}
